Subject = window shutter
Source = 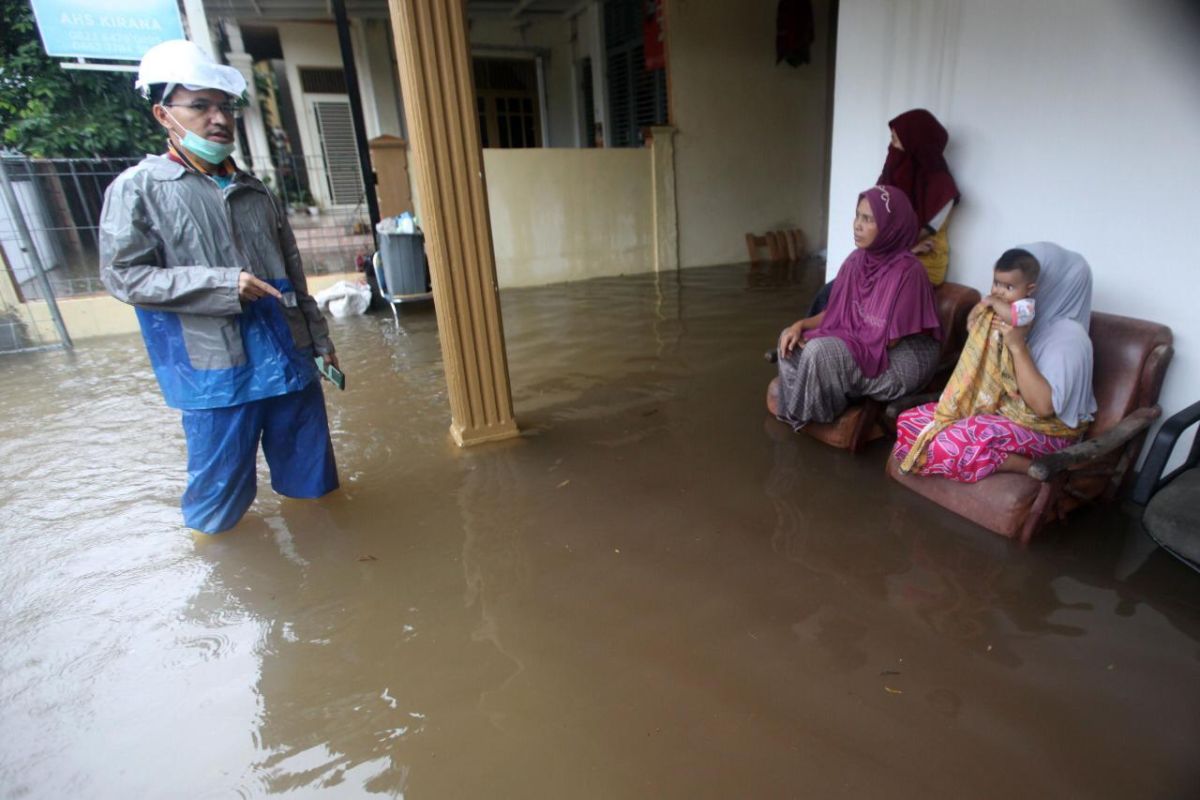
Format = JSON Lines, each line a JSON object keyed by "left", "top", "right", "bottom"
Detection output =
{"left": 312, "top": 100, "right": 364, "bottom": 207}
{"left": 606, "top": 48, "right": 633, "bottom": 146}
{"left": 604, "top": 0, "right": 668, "bottom": 148}
{"left": 580, "top": 57, "right": 596, "bottom": 147}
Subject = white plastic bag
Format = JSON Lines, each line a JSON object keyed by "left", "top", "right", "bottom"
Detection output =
{"left": 374, "top": 211, "right": 420, "bottom": 236}
{"left": 314, "top": 280, "right": 372, "bottom": 318}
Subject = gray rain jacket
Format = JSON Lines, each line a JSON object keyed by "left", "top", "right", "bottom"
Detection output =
{"left": 100, "top": 155, "right": 334, "bottom": 409}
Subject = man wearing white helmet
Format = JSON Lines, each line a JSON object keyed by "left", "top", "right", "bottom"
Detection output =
{"left": 99, "top": 39, "right": 340, "bottom": 534}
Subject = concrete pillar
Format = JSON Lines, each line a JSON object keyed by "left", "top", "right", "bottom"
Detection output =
{"left": 230, "top": 52, "right": 274, "bottom": 177}
{"left": 386, "top": 0, "right": 519, "bottom": 447}
{"left": 181, "top": 0, "right": 216, "bottom": 57}
{"left": 222, "top": 21, "right": 275, "bottom": 185}
{"left": 228, "top": 51, "right": 272, "bottom": 180}
{"left": 650, "top": 126, "right": 678, "bottom": 272}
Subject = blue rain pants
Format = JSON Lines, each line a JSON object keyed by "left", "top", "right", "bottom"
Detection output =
{"left": 181, "top": 379, "right": 338, "bottom": 533}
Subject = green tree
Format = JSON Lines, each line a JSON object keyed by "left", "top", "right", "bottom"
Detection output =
{"left": 0, "top": 0, "right": 163, "bottom": 157}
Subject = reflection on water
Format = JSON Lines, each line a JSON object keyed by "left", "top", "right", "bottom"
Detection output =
{"left": 1, "top": 265, "right": 1198, "bottom": 797}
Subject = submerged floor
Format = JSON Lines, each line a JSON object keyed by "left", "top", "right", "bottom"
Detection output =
{"left": 1, "top": 264, "right": 1197, "bottom": 798}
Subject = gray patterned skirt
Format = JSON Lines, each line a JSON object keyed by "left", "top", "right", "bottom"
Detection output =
{"left": 776, "top": 333, "right": 939, "bottom": 430}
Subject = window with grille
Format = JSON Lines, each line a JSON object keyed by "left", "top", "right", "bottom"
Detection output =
{"left": 312, "top": 100, "right": 364, "bottom": 206}
{"left": 299, "top": 68, "right": 348, "bottom": 94}
{"left": 605, "top": 0, "right": 668, "bottom": 148}
{"left": 473, "top": 57, "right": 542, "bottom": 148}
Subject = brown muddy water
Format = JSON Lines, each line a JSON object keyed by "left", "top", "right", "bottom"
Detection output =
{"left": 1, "top": 264, "right": 1198, "bottom": 798}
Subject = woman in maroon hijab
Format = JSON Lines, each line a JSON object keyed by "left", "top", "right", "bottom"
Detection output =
{"left": 768, "top": 186, "right": 942, "bottom": 428}
{"left": 880, "top": 108, "right": 960, "bottom": 285}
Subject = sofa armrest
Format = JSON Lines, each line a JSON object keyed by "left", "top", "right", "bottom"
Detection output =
{"left": 1028, "top": 406, "right": 1161, "bottom": 482}
{"left": 1131, "top": 399, "right": 1200, "bottom": 504}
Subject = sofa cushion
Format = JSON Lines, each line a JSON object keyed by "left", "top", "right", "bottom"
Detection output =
{"left": 805, "top": 405, "right": 882, "bottom": 450}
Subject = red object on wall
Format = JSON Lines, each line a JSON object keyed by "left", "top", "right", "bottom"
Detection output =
{"left": 644, "top": 0, "right": 665, "bottom": 71}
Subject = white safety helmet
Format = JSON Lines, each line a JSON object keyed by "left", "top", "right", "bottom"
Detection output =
{"left": 135, "top": 39, "right": 246, "bottom": 101}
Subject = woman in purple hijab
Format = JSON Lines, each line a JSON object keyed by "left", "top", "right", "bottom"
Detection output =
{"left": 768, "top": 185, "right": 942, "bottom": 429}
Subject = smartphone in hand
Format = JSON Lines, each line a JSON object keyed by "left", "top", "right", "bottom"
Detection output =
{"left": 315, "top": 356, "right": 346, "bottom": 390}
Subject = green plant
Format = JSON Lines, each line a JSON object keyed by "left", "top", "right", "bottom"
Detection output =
{"left": 0, "top": 0, "right": 162, "bottom": 157}
{"left": 290, "top": 189, "right": 316, "bottom": 208}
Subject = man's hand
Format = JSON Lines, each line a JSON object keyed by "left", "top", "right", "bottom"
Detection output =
{"left": 911, "top": 238, "right": 935, "bottom": 256}
{"left": 318, "top": 353, "right": 340, "bottom": 370}
{"left": 238, "top": 271, "right": 283, "bottom": 302}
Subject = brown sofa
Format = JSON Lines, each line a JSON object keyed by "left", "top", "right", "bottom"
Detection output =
{"left": 800, "top": 281, "right": 981, "bottom": 452}
{"left": 886, "top": 311, "right": 1174, "bottom": 543}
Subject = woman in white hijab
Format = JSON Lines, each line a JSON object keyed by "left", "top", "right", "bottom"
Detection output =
{"left": 891, "top": 242, "right": 1097, "bottom": 482}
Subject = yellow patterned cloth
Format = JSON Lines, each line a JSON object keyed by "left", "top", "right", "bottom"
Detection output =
{"left": 899, "top": 307, "right": 1087, "bottom": 474}
{"left": 917, "top": 219, "right": 950, "bottom": 286}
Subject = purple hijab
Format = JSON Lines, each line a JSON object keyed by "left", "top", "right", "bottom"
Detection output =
{"left": 807, "top": 185, "right": 942, "bottom": 378}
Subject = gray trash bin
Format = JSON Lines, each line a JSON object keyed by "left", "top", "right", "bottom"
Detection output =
{"left": 377, "top": 229, "right": 430, "bottom": 297}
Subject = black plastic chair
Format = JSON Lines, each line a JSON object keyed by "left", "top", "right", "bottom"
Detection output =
{"left": 1131, "top": 400, "right": 1200, "bottom": 572}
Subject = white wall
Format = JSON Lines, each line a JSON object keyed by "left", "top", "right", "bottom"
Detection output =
{"left": 275, "top": 22, "right": 345, "bottom": 137}
{"left": 273, "top": 21, "right": 404, "bottom": 204}
{"left": 469, "top": 16, "right": 577, "bottom": 147}
{"left": 483, "top": 148, "right": 653, "bottom": 287}
{"left": 276, "top": 22, "right": 345, "bottom": 208}
{"left": 572, "top": 2, "right": 607, "bottom": 147}
{"left": 827, "top": 0, "right": 1200, "bottom": 446}
{"left": 669, "top": 0, "right": 834, "bottom": 268}
{"left": 354, "top": 19, "right": 405, "bottom": 140}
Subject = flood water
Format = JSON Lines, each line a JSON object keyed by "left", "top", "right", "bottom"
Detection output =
{"left": 1, "top": 264, "right": 1198, "bottom": 798}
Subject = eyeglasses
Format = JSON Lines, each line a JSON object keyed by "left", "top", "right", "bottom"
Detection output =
{"left": 162, "top": 101, "right": 243, "bottom": 118}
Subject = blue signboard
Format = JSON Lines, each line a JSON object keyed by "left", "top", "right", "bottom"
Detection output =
{"left": 29, "top": 0, "right": 185, "bottom": 61}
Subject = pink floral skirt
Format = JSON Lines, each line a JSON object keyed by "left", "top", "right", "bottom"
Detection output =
{"left": 892, "top": 402, "right": 1079, "bottom": 484}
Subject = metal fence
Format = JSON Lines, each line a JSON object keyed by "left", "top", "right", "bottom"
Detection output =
{"left": 0, "top": 152, "right": 373, "bottom": 354}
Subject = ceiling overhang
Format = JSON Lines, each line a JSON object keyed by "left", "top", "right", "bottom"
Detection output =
{"left": 204, "top": 0, "right": 589, "bottom": 23}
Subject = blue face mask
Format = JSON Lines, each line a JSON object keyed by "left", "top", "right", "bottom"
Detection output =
{"left": 164, "top": 109, "right": 236, "bottom": 165}
{"left": 179, "top": 130, "right": 236, "bottom": 165}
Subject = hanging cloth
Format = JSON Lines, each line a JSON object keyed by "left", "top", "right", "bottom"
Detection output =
{"left": 776, "top": 0, "right": 815, "bottom": 66}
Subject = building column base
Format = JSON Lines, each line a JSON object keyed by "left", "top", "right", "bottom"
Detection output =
{"left": 450, "top": 419, "right": 520, "bottom": 447}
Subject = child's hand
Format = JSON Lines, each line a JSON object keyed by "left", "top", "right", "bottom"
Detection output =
{"left": 984, "top": 296, "right": 1011, "bottom": 317}
{"left": 968, "top": 300, "right": 991, "bottom": 328}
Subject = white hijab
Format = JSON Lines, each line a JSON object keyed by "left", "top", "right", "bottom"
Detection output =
{"left": 1019, "top": 242, "right": 1098, "bottom": 427}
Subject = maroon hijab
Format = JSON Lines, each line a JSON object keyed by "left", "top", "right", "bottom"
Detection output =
{"left": 807, "top": 186, "right": 942, "bottom": 378}
{"left": 877, "top": 109, "right": 960, "bottom": 229}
